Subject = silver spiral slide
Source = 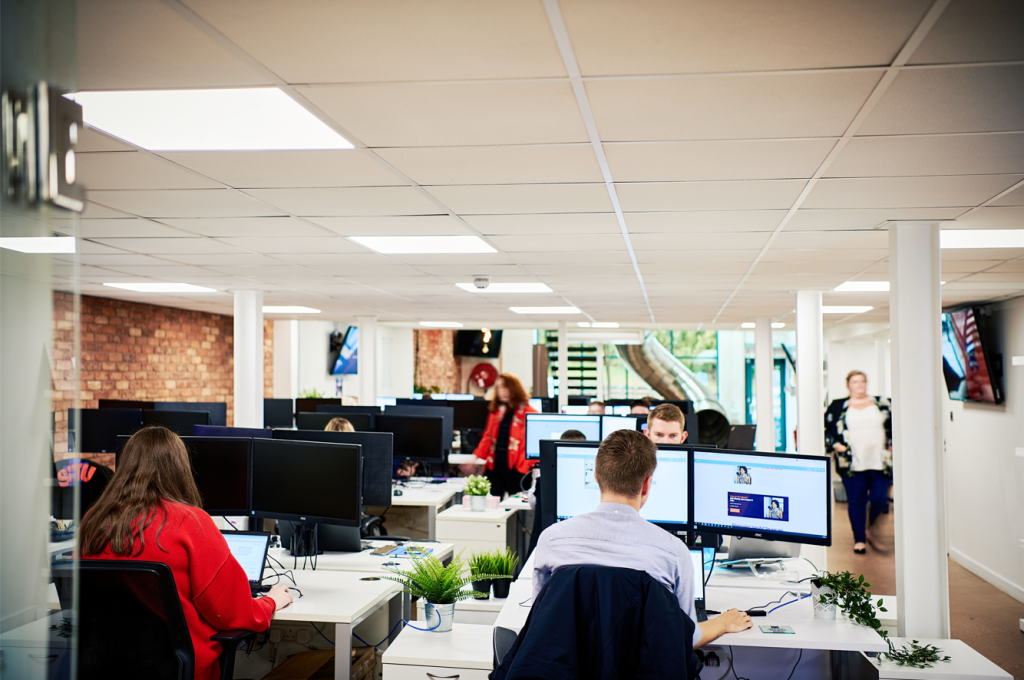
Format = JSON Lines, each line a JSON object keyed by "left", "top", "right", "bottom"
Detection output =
{"left": 617, "top": 335, "right": 731, "bottom": 447}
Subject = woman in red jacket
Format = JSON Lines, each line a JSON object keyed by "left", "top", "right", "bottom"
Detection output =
{"left": 79, "top": 426, "right": 292, "bottom": 680}
{"left": 473, "top": 373, "right": 538, "bottom": 498}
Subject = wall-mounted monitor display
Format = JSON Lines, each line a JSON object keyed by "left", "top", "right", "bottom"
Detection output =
{"left": 941, "top": 306, "right": 1003, "bottom": 404}
{"left": 454, "top": 329, "right": 503, "bottom": 357}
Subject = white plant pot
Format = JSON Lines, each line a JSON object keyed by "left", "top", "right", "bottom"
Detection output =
{"left": 469, "top": 495, "right": 486, "bottom": 512}
{"left": 811, "top": 582, "right": 837, "bottom": 619}
{"left": 424, "top": 602, "right": 456, "bottom": 632}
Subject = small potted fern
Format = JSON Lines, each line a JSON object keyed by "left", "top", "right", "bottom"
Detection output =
{"left": 469, "top": 551, "right": 496, "bottom": 599}
{"left": 382, "top": 550, "right": 502, "bottom": 632}
{"left": 464, "top": 474, "right": 491, "bottom": 511}
{"left": 490, "top": 548, "right": 519, "bottom": 599}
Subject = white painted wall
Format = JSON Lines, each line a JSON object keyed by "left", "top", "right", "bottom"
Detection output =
{"left": 827, "top": 340, "right": 890, "bottom": 402}
{"left": 272, "top": 319, "right": 297, "bottom": 399}
{"left": 717, "top": 330, "right": 747, "bottom": 425}
{"left": 377, "top": 325, "right": 414, "bottom": 399}
{"left": 297, "top": 320, "right": 343, "bottom": 398}
{"left": 944, "top": 295, "right": 1024, "bottom": 604}
{"left": 500, "top": 329, "right": 535, "bottom": 393}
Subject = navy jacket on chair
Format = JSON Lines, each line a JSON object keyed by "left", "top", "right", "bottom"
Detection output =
{"left": 491, "top": 565, "right": 702, "bottom": 680}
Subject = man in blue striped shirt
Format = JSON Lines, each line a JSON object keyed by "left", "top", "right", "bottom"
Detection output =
{"left": 533, "top": 430, "right": 752, "bottom": 647}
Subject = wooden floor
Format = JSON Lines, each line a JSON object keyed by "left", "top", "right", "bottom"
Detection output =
{"left": 828, "top": 501, "right": 1024, "bottom": 678}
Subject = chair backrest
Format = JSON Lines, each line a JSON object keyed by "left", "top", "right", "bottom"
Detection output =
{"left": 53, "top": 560, "right": 195, "bottom": 680}
{"left": 493, "top": 626, "right": 518, "bottom": 668}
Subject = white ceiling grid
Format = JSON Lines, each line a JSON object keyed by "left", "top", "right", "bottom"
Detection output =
{"left": 66, "top": 0, "right": 1024, "bottom": 327}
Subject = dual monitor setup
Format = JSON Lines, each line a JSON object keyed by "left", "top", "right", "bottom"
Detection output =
{"left": 539, "top": 441, "right": 832, "bottom": 547}
{"left": 524, "top": 413, "right": 648, "bottom": 459}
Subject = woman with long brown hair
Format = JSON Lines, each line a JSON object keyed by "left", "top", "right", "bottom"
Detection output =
{"left": 79, "top": 426, "right": 292, "bottom": 680}
{"left": 472, "top": 373, "right": 538, "bottom": 498}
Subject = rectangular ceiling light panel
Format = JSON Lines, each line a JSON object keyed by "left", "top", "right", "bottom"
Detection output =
{"left": 835, "top": 281, "right": 889, "bottom": 292}
{"left": 510, "top": 306, "right": 581, "bottom": 314}
{"left": 420, "top": 321, "right": 464, "bottom": 328}
{"left": 0, "top": 237, "right": 76, "bottom": 253}
{"left": 821, "top": 306, "right": 873, "bottom": 314}
{"left": 456, "top": 282, "right": 552, "bottom": 294}
{"left": 941, "top": 230, "right": 1024, "bottom": 249}
{"left": 104, "top": 282, "right": 216, "bottom": 293}
{"left": 70, "top": 89, "right": 352, "bottom": 151}
{"left": 350, "top": 236, "right": 496, "bottom": 254}
{"left": 263, "top": 306, "right": 321, "bottom": 313}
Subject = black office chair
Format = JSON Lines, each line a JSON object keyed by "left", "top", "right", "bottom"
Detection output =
{"left": 360, "top": 514, "right": 410, "bottom": 543}
{"left": 53, "top": 560, "right": 256, "bottom": 680}
{"left": 493, "top": 626, "right": 518, "bottom": 668}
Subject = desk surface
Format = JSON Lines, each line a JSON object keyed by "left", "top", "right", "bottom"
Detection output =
{"left": 437, "top": 506, "right": 517, "bottom": 523}
{"left": 267, "top": 541, "right": 454, "bottom": 575}
{"left": 391, "top": 483, "right": 461, "bottom": 508}
{"left": 865, "top": 638, "right": 1011, "bottom": 679}
{"left": 383, "top": 622, "right": 494, "bottom": 670}
{"left": 0, "top": 612, "right": 69, "bottom": 648}
{"left": 271, "top": 570, "right": 401, "bottom": 625}
{"left": 499, "top": 493, "right": 531, "bottom": 511}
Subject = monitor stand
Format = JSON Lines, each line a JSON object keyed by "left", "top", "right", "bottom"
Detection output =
{"left": 283, "top": 522, "right": 363, "bottom": 556}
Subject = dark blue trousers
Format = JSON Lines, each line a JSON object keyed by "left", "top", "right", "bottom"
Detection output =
{"left": 842, "top": 470, "right": 890, "bottom": 544}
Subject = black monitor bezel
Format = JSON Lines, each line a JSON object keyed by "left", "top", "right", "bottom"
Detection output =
{"left": 690, "top": 446, "right": 832, "bottom": 546}
{"left": 263, "top": 399, "right": 294, "bottom": 428}
{"left": 250, "top": 438, "right": 362, "bottom": 528}
{"left": 142, "top": 409, "right": 212, "bottom": 435}
{"left": 525, "top": 413, "right": 603, "bottom": 459}
{"left": 373, "top": 413, "right": 446, "bottom": 463}
{"left": 271, "top": 429, "right": 393, "bottom": 507}
{"left": 73, "top": 408, "right": 144, "bottom": 453}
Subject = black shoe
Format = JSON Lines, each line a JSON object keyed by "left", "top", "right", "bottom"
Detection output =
{"left": 853, "top": 546, "right": 867, "bottom": 554}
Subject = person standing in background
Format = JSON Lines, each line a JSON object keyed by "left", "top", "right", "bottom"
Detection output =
{"left": 473, "top": 373, "right": 538, "bottom": 499}
{"left": 825, "top": 370, "right": 892, "bottom": 554}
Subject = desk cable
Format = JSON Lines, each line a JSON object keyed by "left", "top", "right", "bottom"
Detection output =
{"left": 726, "top": 646, "right": 802, "bottom": 680}
{"left": 348, "top": 609, "right": 443, "bottom": 652}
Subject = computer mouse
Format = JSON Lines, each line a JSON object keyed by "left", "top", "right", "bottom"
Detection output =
{"left": 393, "top": 489, "right": 403, "bottom": 497}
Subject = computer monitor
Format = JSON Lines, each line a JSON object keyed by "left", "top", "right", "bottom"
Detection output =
{"left": 71, "top": 408, "right": 144, "bottom": 453}
{"left": 118, "top": 435, "right": 252, "bottom": 516}
{"left": 601, "top": 415, "right": 643, "bottom": 438}
{"left": 98, "top": 399, "right": 155, "bottom": 410}
{"left": 317, "top": 405, "right": 382, "bottom": 414}
{"left": 154, "top": 402, "right": 227, "bottom": 427}
{"left": 528, "top": 398, "right": 543, "bottom": 412}
{"left": 295, "top": 398, "right": 340, "bottom": 414}
{"left": 451, "top": 400, "right": 490, "bottom": 430}
{"left": 264, "top": 399, "right": 294, "bottom": 428}
{"left": 726, "top": 425, "right": 757, "bottom": 451}
{"left": 690, "top": 548, "right": 706, "bottom": 606}
{"left": 377, "top": 397, "right": 398, "bottom": 408}
{"left": 560, "top": 405, "right": 590, "bottom": 415}
{"left": 272, "top": 429, "right": 393, "bottom": 507}
{"left": 193, "top": 425, "right": 272, "bottom": 439}
{"left": 142, "top": 409, "right": 211, "bottom": 436}
{"left": 297, "top": 411, "right": 372, "bottom": 432}
{"left": 610, "top": 405, "right": 632, "bottom": 416}
{"left": 383, "top": 405, "right": 454, "bottom": 452}
{"left": 692, "top": 448, "right": 831, "bottom": 546}
{"left": 250, "top": 439, "right": 362, "bottom": 527}
{"left": 221, "top": 531, "right": 270, "bottom": 590}
{"left": 310, "top": 409, "right": 376, "bottom": 431}
{"left": 373, "top": 414, "right": 445, "bottom": 463}
{"left": 525, "top": 414, "right": 602, "bottom": 459}
{"left": 539, "top": 441, "right": 690, "bottom": 534}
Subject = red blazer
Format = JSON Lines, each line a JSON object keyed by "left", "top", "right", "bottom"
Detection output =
{"left": 473, "top": 402, "right": 538, "bottom": 474}
{"left": 84, "top": 502, "right": 275, "bottom": 680}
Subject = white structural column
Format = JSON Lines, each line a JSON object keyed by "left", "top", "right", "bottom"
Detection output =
{"left": 875, "top": 336, "right": 889, "bottom": 398}
{"left": 595, "top": 342, "right": 606, "bottom": 402}
{"left": 272, "top": 319, "right": 298, "bottom": 399}
{"left": 890, "top": 222, "right": 949, "bottom": 638}
{"left": 795, "top": 291, "right": 824, "bottom": 457}
{"left": 754, "top": 318, "right": 775, "bottom": 451}
{"left": 233, "top": 291, "right": 264, "bottom": 428}
{"left": 357, "top": 316, "right": 378, "bottom": 407}
{"left": 558, "top": 320, "right": 569, "bottom": 413}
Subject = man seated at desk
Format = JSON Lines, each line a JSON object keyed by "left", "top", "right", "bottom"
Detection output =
{"left": 532, "top": 430, "right": 752, "bottom": 647}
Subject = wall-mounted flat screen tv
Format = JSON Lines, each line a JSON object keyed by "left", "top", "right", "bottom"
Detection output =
{"left": 454, "top": 329, "right": 502, "bottom": 357}
{"left": 941, "top": 306, "right": 1003, "bottom": 404}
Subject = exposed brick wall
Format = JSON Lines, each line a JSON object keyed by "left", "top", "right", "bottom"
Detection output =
{"left": 51, "top": 293, "right": 273, "bottom": 458}
{"left": 413, "top": 330, "right": 461, "bottom": 394}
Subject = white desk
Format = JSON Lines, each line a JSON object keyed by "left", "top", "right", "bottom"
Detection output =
{"left": 449, "top": 453, "right": 486, "bottom": 465}
{"left": 863, "top": 638, "right": 1011, "bottom": 679}
{"left": 382, "top": 622, "right": 493, "bottom": 680}
{"left": 0, "top": 612, "right": 69, "bottom": 679}
{"left": 274, "top": 570, "right": 404, "bottom": 680}
{"left": 499, "top": 492, "right": 531, "bottom": 511}
{"left": 390, "top": 482, "right": 461, "bottom": 539}
{"left": 266, "top": 540, "right": 454, "bottom": 576}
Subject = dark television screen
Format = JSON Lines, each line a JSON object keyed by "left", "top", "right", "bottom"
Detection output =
{"left": 941, "top": 307, "right": 1003, "bottom": 404}
{"left": 454, "top": 329, "right": 503, "bottom": 357}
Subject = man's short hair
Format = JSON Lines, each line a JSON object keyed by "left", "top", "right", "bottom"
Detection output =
{"left": 560, "top": 429, "right": 587, "bottom": 441}
{"left": 647, "top": 403, "right": 685, "bottom": 430}
{"left": 595, "top": 430, "right": 657, "bottom": 498}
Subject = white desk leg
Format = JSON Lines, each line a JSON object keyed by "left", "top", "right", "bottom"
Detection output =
{"left": 335, "top": 621, "right": 351, "bottom": 679}
{"left": 427, "top": 505, "right": 437, "bottom": 541}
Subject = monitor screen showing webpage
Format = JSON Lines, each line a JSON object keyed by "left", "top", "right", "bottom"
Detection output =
{"left": 692, "top": 450, "right": 829, "bottom": 544}
{"left": 554, "top": 444, "right": 689, "bottom": 527}
{"left": 525, "top": 414, "right": 601, "bottom": 459}
{"left": 601, "top": 415, "right": 640, "bottom": 437}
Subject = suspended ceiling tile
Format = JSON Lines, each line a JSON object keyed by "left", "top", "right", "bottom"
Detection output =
{"left": 86, "top": 238, "right": 247, "bottom": 255}
{"left": 417, "top": 265, "right": 528, "bottom": 278}
{"left": 586, "top": 72, "right": 880, "bottom": 142}
{"left": 802, "top": 175, "right": 1024, "bottom": 209}
{"left": 71, "top": 254, "right": 186, "bottom": 267}
{"left": 465, "top": 213, "right": 621, "bottom": 235}
{"left": 759, "top": 249, "right": 888, "bottom": 262}
{"left": 156, "top": 253, "right": 290, "bottom": 266}
{"left": 77, "top": 240, "right": 140, "bottom": 255}
{"left": 487, "top": 234, "right": 625, "bottom": 253}
{"left": 50, "top": 201, "right": 136, "bottom": 220}
{"left": 785, "top": 208, "right": 966, "bottom": 231}
{"left": 989, "top": 184, "right": 1024, "bottom": 206}
{"left": 426, "top": 184, "right": 613, "bottom": 214}
{"left": 636, "top": 250, "right": 760, "bottom": 263}
{"left": 155, "top": 217, "right": 332, "bottom": 238}
{"left": 756, "top": 261, "right": 875, "bottom": 275}
{"left": 75, "top": 219, "right": 196, "bottom": 238}
{"left": 242, "top": 187, "right": 442, "bottom": 216}
{"left": 631, "top": 232, "right": 770, "bottom": 250}
{"left": 560, "top": 0, "right": 928, "bottom": 75}
{"left": 826, "top": 133, "right": 1024, "bottom": 178}
{"left": 77, "top": 127, "right": 136, "bottom": 153}
{"left": 942, "top": 247, "right": 1024, "bottom": 261}
{"left": 606, "top": 139, "right": 835, "bottom": 182}
{"left": 907, "top": 0, "right": 1024, "bottom": 65}
{"left": 640, "top": 262, "right": 750, "bottom": 275}
{"left": 985, "top": 260, "right": 1024, "bottom": 273}
{"left": 298, "top": 81, "right": 589, "bottom": 147}
{"left": 206, "top": 264, "right": 327, "bottom": 278}
{"left": 78, "top": 0, "right": 270, "bottom": 89}
{"left": 616, "top": 180, "right": 807, "bottom": 212}
{"left": 183, "top": 0, "right": 565, "bottom": 83}
{"left": 270, "top": 253, "right": 407, "bottom": 267}
{"left": 216, "top": 236, "right": 369, "bottom": 254}
{"left": 772, "top": 230, "right": 889, "bottom": 250}
{"left": 77, "top": 152, "right": 223, "bottom": 190}
{"left": 376, "top": 145, "right": 603, "bottom": 185}
{"left": 307, "top": 216, "right": 466, "bottom": 237}
{"left": 624, "top": 211, "right": 786, "bottom": 233}
{"left": 950, "top": 206, "right": 1024, "bottom": 229}
{"left": 858, "top": 65, "right": 1024, "bottom": 136}
{"left": 88, "top": 189, "right": 286, "bottom": 218}
{"left": 161, "top": 151, "right": 402, "bottom": 189}
{"left": 106, "top": 265, "right": 231, "bottom": 278}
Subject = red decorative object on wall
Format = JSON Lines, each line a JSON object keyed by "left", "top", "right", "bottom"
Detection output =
{"left": 469, "top": 362, "right": 499, "bottom": 390}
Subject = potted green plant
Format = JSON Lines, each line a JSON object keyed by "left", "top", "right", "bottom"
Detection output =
{"left": 810, "top": 571, "right": 887, "bottom": 635}
{"left": 464, "top": 475, "right": 491, "bottom": 511}
{"left": 490, "top": 548, "right": 519, "bottom": 599}
{"left": 382, "top": 550, "right": 502, "bottom": 632}
{"left": 469, "top": 552, "right": 496, "bottom": 599}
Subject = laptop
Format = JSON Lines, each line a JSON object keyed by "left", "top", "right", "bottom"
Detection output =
{"left": 726, "top": 424, "right": 757, "bottom": 451}
{"left": 690, "top": 548, "right": 708, "bottom": 622}
{"left": 727, "top": 536, "right": 801, "bottom": 561}
{"left": 222, "top": 530, "right": 271, "bottom": 594}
